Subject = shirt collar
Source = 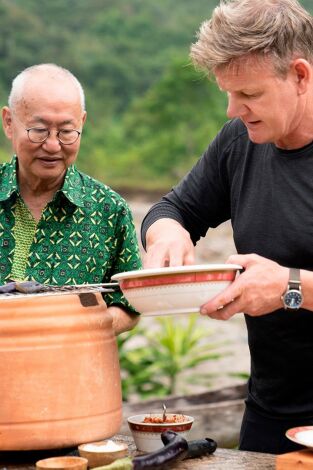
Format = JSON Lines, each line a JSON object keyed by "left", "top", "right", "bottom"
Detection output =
{"left": 58, "top": 164, "right": 85, "bottom": 208}
{"left": 0, "top": 157, "right": 85, "bottom": 208}
{"left": 0, "top": 155, "right": 19, "bottom": 201}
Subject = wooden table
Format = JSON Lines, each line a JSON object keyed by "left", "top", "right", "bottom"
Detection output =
{"left": 0, "top": 435, "right": 276, "bottom": 470}
{"left": 175, "top": 448, "right": 275, "bottom": 469}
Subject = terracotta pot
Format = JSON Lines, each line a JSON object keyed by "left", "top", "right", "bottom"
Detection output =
{"left": 0, "top": 292, "right": 122, "bottom": 450}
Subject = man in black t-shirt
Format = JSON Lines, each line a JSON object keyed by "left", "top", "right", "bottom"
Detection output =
{"left": 141, "top": 0, "right": 313, "bottom": 455}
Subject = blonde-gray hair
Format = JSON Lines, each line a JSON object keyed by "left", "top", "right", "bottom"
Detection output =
{"left": 190, "top": 0, "right": 313, "bottom": 76}
{"left": 8, "top": 63, "right": 86, "bottom": 110}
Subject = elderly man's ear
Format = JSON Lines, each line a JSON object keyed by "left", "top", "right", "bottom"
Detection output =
{"left": 81, "top": 111, "right": 87, "bottom": 127}
{"left": 2, "top": 107, "right": 13, "bottom": 140}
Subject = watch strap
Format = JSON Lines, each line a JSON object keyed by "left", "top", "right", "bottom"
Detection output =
{"left": 288, "top": 268, "right": 301, "bottom": 290}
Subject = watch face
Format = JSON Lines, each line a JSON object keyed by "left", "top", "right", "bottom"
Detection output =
{"left": 284, "top": 289, "right": 303, "bottom": 309}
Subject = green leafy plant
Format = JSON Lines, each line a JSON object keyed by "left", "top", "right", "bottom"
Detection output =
{"left": 117, "top": 314, "right": 225, "bottom": 401}
{"left": 229, "top": 371, "right": 250, "bottom": 380}
{"left": 117, "top": 325, "right": 168, "bottom": 401}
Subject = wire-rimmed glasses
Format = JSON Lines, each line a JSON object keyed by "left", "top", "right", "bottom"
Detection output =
{"left": 12, "top": 112, "right": 82, "bottom": 145}
{"left": 26, "top": 127, "right": 81, "bottom": 145}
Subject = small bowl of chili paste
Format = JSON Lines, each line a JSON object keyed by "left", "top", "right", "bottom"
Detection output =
{"left": 127, "top": 413, "right": 194, "bottom": 452}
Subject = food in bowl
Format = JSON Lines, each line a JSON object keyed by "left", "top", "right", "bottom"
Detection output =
{"left": 112, "top": 264, "right": 242, "bottom": 316}
{"left": 127, "top": 413, "right": 194, "bottom": 452}
{"left": 143, "top": 414, "right": 188, "bottom": 424}
{"left": 78, "top": 439, "right": 128, "bottom": 467}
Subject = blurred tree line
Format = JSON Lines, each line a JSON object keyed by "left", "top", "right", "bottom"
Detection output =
{"left": 0, "top": 0, "right": 311, "bottom": 193}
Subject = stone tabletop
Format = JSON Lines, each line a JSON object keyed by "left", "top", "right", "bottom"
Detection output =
{"left": 0, "top": 435, "right": 276, "bottom": 470}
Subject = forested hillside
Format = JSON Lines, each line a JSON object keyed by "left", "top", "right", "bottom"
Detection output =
{"left": 0, "top": 0, "right": 311, "bottom": 192}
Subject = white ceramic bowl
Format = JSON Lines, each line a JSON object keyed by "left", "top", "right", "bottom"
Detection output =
{"left": 127, "top": 413, "right": 194, "bottom": 452}
{"left": 112, "top": 264, "right": 242, "bottom": 316}
{"left": 36, "top": 457, "right": 88, "bottom": 470}
{"left": 78, "top": 440, "right": 128, "bottom": 468}
{"left": 286, "top": 426, "right": 313, "bottom": 449}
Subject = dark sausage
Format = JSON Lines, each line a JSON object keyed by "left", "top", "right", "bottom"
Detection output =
{"left": 161, "top": 430, "right": 217, "bottom": 459}
{"left": 132, "top": 432, "right": 188, "bottom": 470}
{"left": 185, "top": 437, "right": 217, "bottom": 458}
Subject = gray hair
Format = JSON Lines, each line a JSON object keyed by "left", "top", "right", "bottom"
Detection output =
{"left": 190, "top": 0, "right": 313, "bottom": 76}
{"left": 8, "top": 63, "right": 86, "bottom": 110}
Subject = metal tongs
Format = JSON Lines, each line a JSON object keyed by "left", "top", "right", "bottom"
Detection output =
{"left": 68, "top": 282, "right": 121, "bottom": 292}
{"left": 0, "top": 280, "right": 121, "bottom": 294}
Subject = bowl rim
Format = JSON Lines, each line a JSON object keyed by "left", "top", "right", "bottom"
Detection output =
{"left": 78, "top": 440, "right": 128, "bottom": 454}
{"left": 36, "top": 456, "right": 88, "bottom": 469}
{"left": 111, "top": 264, "right": 242, "bottom": 281}
{"left": 127, "top": 413, "right": 194, "bottom": 426}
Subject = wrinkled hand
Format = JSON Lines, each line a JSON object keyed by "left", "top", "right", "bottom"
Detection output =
{"left": 200, "top": 254, "right": 289, "bottom": 320}
{"left": 144, "top": 218, "right": 195, "bottom": 268}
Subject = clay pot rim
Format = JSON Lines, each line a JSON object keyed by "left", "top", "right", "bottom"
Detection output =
{"left": 36, "top": 456, "right": 88, "bottom": 470}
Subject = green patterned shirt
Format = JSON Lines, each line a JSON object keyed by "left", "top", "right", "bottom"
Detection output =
{"left": 0, "top": 156, "right": 142, "bottom": 313}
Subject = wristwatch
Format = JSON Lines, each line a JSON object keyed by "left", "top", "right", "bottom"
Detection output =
{"left": 281, "top": 268, "right": 303, "bottom": 310}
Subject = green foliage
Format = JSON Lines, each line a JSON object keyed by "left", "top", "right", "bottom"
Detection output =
{"left": 229, "top": 372, "right": 250, "bottom": 381}
{"left": 117, "top": 57, "right": 227, "bottom": 186}
{"left": 1, "top": 1, "right": 311, "bottom": 190}
{"left": 117, "top": 325, "right": 168, "bottom": 401}
{"left": 118, "top": 314, "right": 225, "bottom": 401}
{"left": 79, "top": 57, "right": 227, "bottom": 190}
{"left": 0, "top": 0, "right": 219, "bottom": 113}
{"left": 0, "top": 0, "right": 225, "bottom": 191}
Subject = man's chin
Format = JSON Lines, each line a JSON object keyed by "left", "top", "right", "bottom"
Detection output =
{"left": 33, "top": 165, "right": 67, "bottom": 183}
{"left": 247, "top": 131, "right": 271, "bottom": 145}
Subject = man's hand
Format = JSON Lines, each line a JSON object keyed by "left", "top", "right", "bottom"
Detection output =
{"left": 144, "top": 218, "right": 195, "bottom": 268}
{"left": 200, "top": 254, "right": 289, "bottom": 320}
{"left": 107, "top": 306, "right": 140, "bottom": 335}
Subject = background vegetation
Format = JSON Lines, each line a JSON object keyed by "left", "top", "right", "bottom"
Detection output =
{"left": 0, "top": 0, "right": 227, "bottom": 193}
{"left": 1, "top": 0, "right": 311, "bottom": 193}
{"left": 118, "top": 315, "right": 226, "bottom": 401}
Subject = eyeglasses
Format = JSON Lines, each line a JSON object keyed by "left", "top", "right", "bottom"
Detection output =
{"left": 26, "top": 127, "right": 81, "bottom": 145}
{"left": 12, "top": 113, "right": 82, "bottom": 145}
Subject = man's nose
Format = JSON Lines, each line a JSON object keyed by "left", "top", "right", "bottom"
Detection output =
{"left": 227, "top": 95, "right": 248, "bottom": 119}
{"left": 42, "top": 131, "right": 61, "bottom": 151}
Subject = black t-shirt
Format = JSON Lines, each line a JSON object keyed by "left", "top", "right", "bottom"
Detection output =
{"left": 141, "top": 118, "right": 313, "bottom": 418}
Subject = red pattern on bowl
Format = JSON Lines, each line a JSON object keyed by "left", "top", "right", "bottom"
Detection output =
{"left": 119, "top": 271, "right": 236, "bottom": 289}
{"left": 128, "top": 420, "right": 193, "bottom": 433}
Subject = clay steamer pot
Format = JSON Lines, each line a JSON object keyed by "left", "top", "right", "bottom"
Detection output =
{"left": 0, "top": 291, "right": 122, "bottom": 450}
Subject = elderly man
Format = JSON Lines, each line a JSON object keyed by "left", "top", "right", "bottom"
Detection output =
{"left": 1, "top": 63, "right": 141, "bottom": 335}
{"left": 141, "top": 0, "right": 313, "bottom": 455}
